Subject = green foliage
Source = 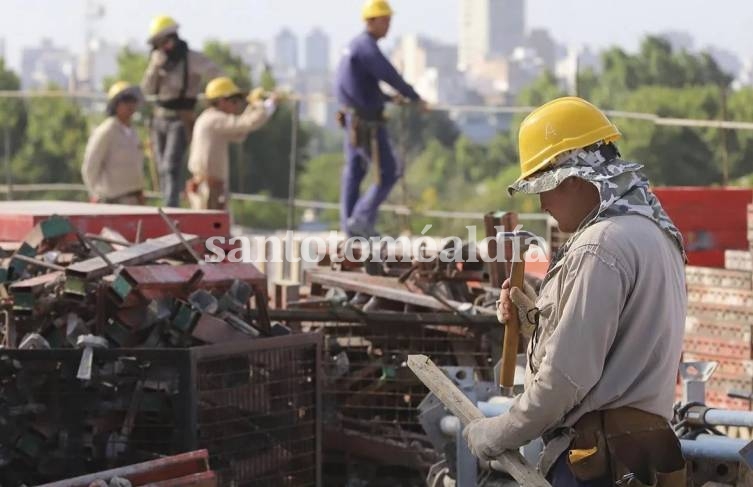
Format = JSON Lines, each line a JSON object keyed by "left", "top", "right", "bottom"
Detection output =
{"left": 203, "top": 41, "right": 252, "bottom": 91}
{"left": 0, "top": 58, "right": 26, "bottom": 160}
{"left": 13, "top": 84, "right": 88, "bottom": 184}
{"left": 259, "top": 65, "right": 277, "bottom": 91}
{"left": 387, "top": 104, "right": 460, "bottom": 158}
{"left": 103, "top": 48, "right": 148, "bottom": 89}
{"left": 298, "top": 152, "right": 343, "bottom": 202}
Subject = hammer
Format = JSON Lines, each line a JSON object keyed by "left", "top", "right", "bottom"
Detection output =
{"left": 497, "top": 230, "right": 537, "bottom": 396}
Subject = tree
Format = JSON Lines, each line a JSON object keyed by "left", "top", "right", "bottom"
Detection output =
{"left": 203, "top": 41, "right": 252, "bottom": 91}
{"left": 13, "top": 84, "right": 88, "bottom": 185}
{"left": 386, "top": 104, "right": 460, "bottom": 158}
{"left": 102, "top": 48, "right": 148, "bottom": 89}
{"left": 0, "top": 59, "right": 27, "bottom": 165}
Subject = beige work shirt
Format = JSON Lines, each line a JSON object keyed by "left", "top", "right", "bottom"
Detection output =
{"left": 81, "top": 118, "right": 144, "bottom": 200}
{"left": 187, "top": 103, "right": 273, "bottom": 183}
{"left": 496, "top": 215, "right": 686, "bottom": 475}
{"left": 141, "top": 49, "right": 221, "bottom": 105}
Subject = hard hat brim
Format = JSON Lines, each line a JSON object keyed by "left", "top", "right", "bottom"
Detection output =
{"left": 148, "top": 25, "right": 179, "bottom": 44}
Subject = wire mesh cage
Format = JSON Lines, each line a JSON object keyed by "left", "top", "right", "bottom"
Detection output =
{"left": 0, "top": 333, "right": 322, "bottom": 487}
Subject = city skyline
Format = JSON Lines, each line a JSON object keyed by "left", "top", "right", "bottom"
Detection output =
{"left": 2, "top": 0, "right": 753, "bottom": 76}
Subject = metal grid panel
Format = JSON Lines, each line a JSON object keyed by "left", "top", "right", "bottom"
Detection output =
{"left": 0, "top": 349, "right": 190, "bottom": 486}
{"left": 0, "top": 335, "right": 321, "bottom": 487}
{"left": 195, "top": 336, "right": 320, "bottom": 487}
{"left": 309, "top": 319, "right": 498, "bottom": 469}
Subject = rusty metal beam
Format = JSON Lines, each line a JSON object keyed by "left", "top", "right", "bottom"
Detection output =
{"left": 306, "top": 269, "right": 495, "bottom": 316}
{"left": 259, "top": 308, "right": 499, "bottom": 326}
{"left": 66, "top": 233, "right": 199, "bottom": 281}
{"left": 110, "top": 262, "right": 266, "bottom": 303}
{"left": 35, "top": 449, "right": 212, "bottom": 487}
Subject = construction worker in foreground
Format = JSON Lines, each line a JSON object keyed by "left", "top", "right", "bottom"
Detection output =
{"left": 141, "top": 15, "right": 222, "bottom": 208}
{"left": 186, "top": 78, "right": 278, "bottom": 210}
{"left": 463, "top": 97, "right": 688, "bottom": 486}
{"left": 81, "top": 81, "right": 145, "bottom": 205}
{"left": 335, "top": 0, "right": 426, "bottom": 237}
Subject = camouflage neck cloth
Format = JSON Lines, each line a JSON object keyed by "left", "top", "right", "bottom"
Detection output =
{"left": 509, "top": 143, "right": 687, "bottom": 271}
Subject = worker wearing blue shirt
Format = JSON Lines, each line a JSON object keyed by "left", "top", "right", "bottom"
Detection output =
{"left": 335, "top": 0, "right": 425, "bottom": 237}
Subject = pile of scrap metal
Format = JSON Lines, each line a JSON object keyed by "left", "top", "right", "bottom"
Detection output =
{"left": 0, "top": 214, "right": 311, "bottom": 486}
{"left": 0, "top": 213, "right": 275, "bottom": 350}
{"left": 280, "top": 212, "right": 541, "bottom": 484}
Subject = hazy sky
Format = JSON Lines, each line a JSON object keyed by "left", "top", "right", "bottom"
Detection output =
{"left": 3, "top": 0, "right": 753, "bottom": 71}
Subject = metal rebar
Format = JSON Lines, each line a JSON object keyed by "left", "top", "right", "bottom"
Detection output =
{"left": 157, "top": 207, "right": 203, "bottom": 264}
{"left": 12, "top": 254, "right": 65, "bottom": 272}
{"left": 287, "top": 99, "right": 300, "bottom": 231}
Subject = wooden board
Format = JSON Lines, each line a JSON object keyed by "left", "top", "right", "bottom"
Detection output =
{"left": 407, "top": 354, "right": 551, "bottom": 486}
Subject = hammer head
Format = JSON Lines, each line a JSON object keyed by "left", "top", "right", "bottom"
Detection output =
{"left": 497, "top": 230, "right": 539, "bottom": 246}
{"left": 76, "top": 334, "right": 109, "bottom": 350}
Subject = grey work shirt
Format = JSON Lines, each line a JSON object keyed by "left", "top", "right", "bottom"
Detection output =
{"left": 495, "top": 214, "right": 686, "bottom": 475}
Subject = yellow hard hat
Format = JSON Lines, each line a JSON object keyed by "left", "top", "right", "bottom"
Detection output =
{"left": 362, "top": 0, "right": 393, "bottom": 20}
{"left": 107, "top": 81, "right": 132, "bottom": 100}
{"left": 516, "top": 96, "right": 621, "bottom": 182}
{"left": 205, "top": 77, "right": 242, "bottom": 100}
{"left": 148, "top": 15, "right": 179, "bottom": 43}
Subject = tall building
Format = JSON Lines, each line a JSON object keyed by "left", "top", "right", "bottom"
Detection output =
{"left": 21, "top": 39, "right": 76, "bottom": 90}
{"left": 391, "top": 35, "right": 464, "bottom": 105}
{"left": 228, "top": 41, "right": 268, "bottom": 76}
{"left": 273, "top": 28, "right": 299, "bottom": 75}
{"left": 458, "top": 0, "right": 525, "bottom": 70}
{"left": 305, "top": 28, "right": 330, "bottom": 73}
{"left": 79, "top": 37, "right": 119, "bottom": 92}
{"left": 526, "top": 28, "right": 556, "bottom": 71}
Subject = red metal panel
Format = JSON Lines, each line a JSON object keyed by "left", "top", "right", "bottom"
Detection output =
{"left": 0, "top": 201, "right": 229, "bottom": 242}
{"left": 652, "top": 187, "right": 753, "bottom": 268}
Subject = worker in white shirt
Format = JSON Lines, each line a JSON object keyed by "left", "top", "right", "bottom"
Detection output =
{"left": 186, "top": 77, "right": 278, "bottom": 210}
{"left": 81, "top": 81, "right": 145, "bottom": 205}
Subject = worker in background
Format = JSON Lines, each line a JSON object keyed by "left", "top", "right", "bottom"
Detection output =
{"left": 335, "top": 0, "right": 426, "bottom": 237}
{"left": 81, "top": 81, "right": 145, "bottom": 205}
{"left": 463, "top": 97, "right": 688, "bottom": 486}
{"left": 186, "top": 77, "right": 278, "bottom": 210}
{"left": 141, "top": 15, "right": 222, "bottom": 208}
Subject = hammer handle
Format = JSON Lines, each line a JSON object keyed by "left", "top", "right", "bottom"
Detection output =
{"left": 500, "top": 253, "right": 527, "bottom": 393}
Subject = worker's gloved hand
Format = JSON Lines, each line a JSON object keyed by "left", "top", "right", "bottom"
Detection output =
{"left": 463, "top": 416, "right": 509, "bottom": 463}
{"left": 496, "top": 279, "right": 539, "bottom": 337}
{"left": 150, "top": 49, "right": 168, "bottom": 68}
{"left": 247, "top": 87, "right": 267, "bottom": 104}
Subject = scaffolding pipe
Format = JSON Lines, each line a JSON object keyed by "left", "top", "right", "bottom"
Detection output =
{"left": 704, "top": 409, "right": 753, "bottom": 428}
{"left": 679, "top": 438, "right": 746, "bottom": 462}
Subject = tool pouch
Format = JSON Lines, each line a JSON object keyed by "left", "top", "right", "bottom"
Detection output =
{"left": 568, "top": 408, "right": 686, "bottom": 487}
{"left": 567, "top": 411, "right": 611, "bottom": 481}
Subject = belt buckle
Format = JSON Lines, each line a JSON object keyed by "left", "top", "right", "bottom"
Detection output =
{"left": 616, "top": 473, "right": 637, "bottom": 486}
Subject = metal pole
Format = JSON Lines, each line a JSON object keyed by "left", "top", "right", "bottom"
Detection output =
{"left": 4, "top": 125, "right": 11, "bottom": 201}
{"left": 286, "top": 99, "right": 300, "bottom": 231}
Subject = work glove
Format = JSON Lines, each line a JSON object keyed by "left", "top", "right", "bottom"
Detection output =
{"left": 247, "top": 87, "right": 267, "bottom": 104}
{"left": 462, "top": 416, "right": 510, "bottom": 463}
{"left": 149, "top": 49, "right": 168, "bottom": 68}
{"left": 496, "top": 280, "right": 539, "bottom": 337}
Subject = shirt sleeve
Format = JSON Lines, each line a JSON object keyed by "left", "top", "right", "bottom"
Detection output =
{"left": 358, "top": 41, "right": 421, "bottom": 101}
{"left": 81, "top": 124, "right": 113, "bottom": 196}
{"left": 210, "top": 103, "right": 272, "bottom": 141}
{"left": 140, "top": 50, "right": 164, "bottom": 95}
{"left": 488, "top": 246, "right": 628, "bottom": 449}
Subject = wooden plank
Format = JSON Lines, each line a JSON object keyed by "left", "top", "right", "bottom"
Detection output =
{"left": 306, "top": 269, "right": 496, "bottom": 316}
{"left": 407, "top": 354, "right": 551, "bottom": 486}
{"left": 66, "top": 233, "right": 199, "bottom": 280}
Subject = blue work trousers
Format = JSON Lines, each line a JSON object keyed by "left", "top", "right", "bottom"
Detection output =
{"left": 152, "top": 117, "right": 187, "bottom": 208}
{"left": 339, "top": 124, "right": 400, "bottom": 234}
{"left": 548, "top": 452, "right": 612, "bottom": 487}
